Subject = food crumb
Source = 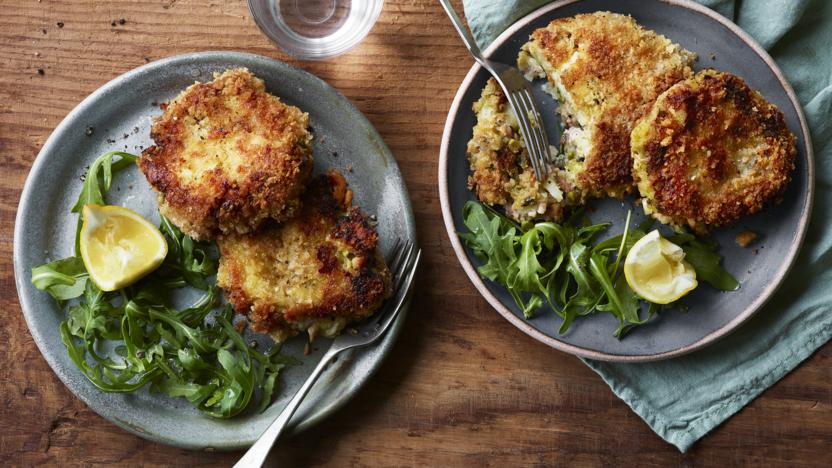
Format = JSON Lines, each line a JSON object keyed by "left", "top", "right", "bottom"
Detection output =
{"left": 332, "top": 151, "right": 338, "bottom": 158}
{"left": 735, "top": 230, "right": 757, "bottom": 247}
{"left": 36, "top": 68, "right": 44, "bottom": 75}
{"left": 753, "top": 248, "right": 759, "bottom": 255}
{"left": 710, "top": 53, "right": 717, "bottom": 60}
{"left": 57, "top": 22, "right": 64, "bottom": 28}
{"left": 85, "top": 126, "right": 94, "bottom": 136}
{"left": 119, "top": 18, "right": 127, "bottom": 25}
{"left": 234, "top": 320, "right": 246, "bottom": 333}
{"left": 347, "top": 164, "right": 353, "bottom": 172}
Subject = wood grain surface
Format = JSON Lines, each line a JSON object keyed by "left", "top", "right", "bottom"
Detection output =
{"left": 1, "top": 1, "right": 830, "bottom": 466}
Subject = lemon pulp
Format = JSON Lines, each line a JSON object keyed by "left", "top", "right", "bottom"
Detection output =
{"left": 624, "top": 229, "right": 697, "bottom": 304}
{"left": 80, "top": 205, "right": 168, "bottom": 291}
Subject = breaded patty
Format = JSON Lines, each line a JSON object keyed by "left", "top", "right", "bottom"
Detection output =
{"left": 217, "top": 171, "right": 391, "bottom": 343}
{"left": 631, "top": 70, "right": 797, "bottom": 232}
{"left": 138, "top": 68, "right": 312, "bottom": 241}
{"left": 466, "top": 78, "right": 567, "bottom": 222}
{"left": 517, "top": 12, "right": 695, "bottom": 198}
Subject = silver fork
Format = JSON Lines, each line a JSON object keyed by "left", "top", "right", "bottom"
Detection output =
{"left": 234, "top": 240, "right": 421, "bottom": 468}
{"left": 439, "top": 0, "right": 551, "bottom": 182}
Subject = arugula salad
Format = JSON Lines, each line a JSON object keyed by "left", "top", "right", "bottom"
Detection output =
{"left": 31, "top": 151, "right": 296, "bottom": 418}
{"left": 460, "top": 201, "right": 738, "bottom": 338}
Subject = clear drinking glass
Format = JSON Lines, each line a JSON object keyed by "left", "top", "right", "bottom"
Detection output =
{"left": 247, "top": 0, "right": 384, "bottom": 60}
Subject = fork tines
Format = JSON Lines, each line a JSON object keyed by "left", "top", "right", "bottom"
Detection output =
{"left": 367, "top": 240, "right": 418, "bottom": 326}
{"left": 507, "top": 87, "right": 550, "bottom": 182}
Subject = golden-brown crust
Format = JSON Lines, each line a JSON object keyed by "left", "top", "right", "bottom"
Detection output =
{"left": 216, "top": 171, "right": 391, "bottom": 342}
{"left": 524, "top": 12, "right": 695, "bottom": 195}
{"left": 466, "top": 79, "right": 519, "bottom": 207}
{"left": 466, "top": 79, "right": 566, "bottom": 222}
{"left": 138, "top": 68, "right": 312, "bottom": 241}
{"left": 632, "top": 70, "right": 796, "bottom": 231}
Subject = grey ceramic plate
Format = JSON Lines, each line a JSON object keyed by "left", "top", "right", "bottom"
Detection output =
{"left": 439, "top": 0, "right": 813, "bottom": 361}
{"left": 13, "top": 51, "right": 415, "bottom": 449}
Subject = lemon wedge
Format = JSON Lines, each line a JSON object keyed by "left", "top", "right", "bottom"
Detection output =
{"left": 80, "top": 204, "right": 168, "bottom": 291}
{"left": 624, "top": 230, "right": 697, "bottom": 304}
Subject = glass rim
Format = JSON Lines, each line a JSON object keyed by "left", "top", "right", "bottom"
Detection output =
{"left": 247, "top": 0, "right": 384, "bottom": 60}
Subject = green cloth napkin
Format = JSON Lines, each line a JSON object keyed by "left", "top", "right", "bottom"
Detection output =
{"left": 462, "top": 0, "right": 832, "bottom": 452}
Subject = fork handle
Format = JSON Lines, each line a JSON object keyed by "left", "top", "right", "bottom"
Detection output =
{"left": 438, "top": 0, "right": 486, "bottom": 65}
{"left": 234, "top": 347, "right": 339, "bottom": 468}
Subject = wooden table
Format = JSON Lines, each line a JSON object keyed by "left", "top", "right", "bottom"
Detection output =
{"left": 2, "top": 1, "right": 830, "bottom": 466}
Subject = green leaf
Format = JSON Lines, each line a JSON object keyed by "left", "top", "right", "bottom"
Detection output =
{"left": 566, "top": 243, "right": 595, "bottom": 294}
{"left": 509, "top": 228, "right": 545, "bottom": 293}
{"left": 148, "top": 308, "right": 217, "bottom": 354}
{"left": 609, "top": 210, "right": 632, "bottom": 277}
{"left": 31, "top": 256, "right": 88, "bottom": 304}
{"left": 520, "top": 294, "right": 544, "bottom": 319}
{"left": 71, "top": 151, "right": 138, "bottom": 255}
{"left": 576, "top": 222, "right": 610, "bottom": 243}
{"left": 60, "top": 321, "right": 162, "bottom": 392}
{"left": 588, "top": 252, "right": 636, "bottom": 323}
{"left": 460, "top": 201, "right": 518, "bottom": 283}
{"left": 255, "top": 372, "right": 280, "bottom": 414}
{"left": 535, "top": 222, "right": 571, "bottom": 251}
{"left": 668, "top": 235, "right": 739, "bottom": 291}
{"left": 66, "top": 281, "right": 116, "bottom": 340}
{"left": 157, "top": 215, "right": 217, "bottom": 290}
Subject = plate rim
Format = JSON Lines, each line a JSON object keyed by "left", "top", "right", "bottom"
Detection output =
{"left": 13, "top": 50, "right": 415, "bottom": 449}
{"left": 437, "top": 0, "right": 815, "bottom": 362}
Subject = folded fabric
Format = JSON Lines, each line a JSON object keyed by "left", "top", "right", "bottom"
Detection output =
{"left": 461, "top": 0, "right": 832, "bottom": 452}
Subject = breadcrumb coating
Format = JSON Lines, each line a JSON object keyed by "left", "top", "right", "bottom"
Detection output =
{"left": 631, "top": 70, "right": 796, "bottom": 232}
{"left": 138, "top": 68, "right": 312, "bottom": 241}
{"left": 518, "top": 12, "right": 696, "bottom": 198}
{"left": 217, "top": 171, "right": 391, "bottom": 343}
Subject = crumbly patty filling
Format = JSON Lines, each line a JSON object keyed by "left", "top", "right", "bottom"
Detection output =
{"left": 465, "top": 79, "right": 568, "bottom": 222}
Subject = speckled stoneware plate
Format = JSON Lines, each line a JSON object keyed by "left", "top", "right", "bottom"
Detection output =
{"left": 14, "top": 51, "right": 415, "bottom": 450}
{"left": 439, "top": 0, "right": 813, "bottom": 361}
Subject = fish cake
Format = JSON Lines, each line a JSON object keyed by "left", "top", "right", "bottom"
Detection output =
{"left": 138, "top": 68, "right": 312, "bottom": 241}
{"left": 217, "top": 171, "right": 391, "bottom": 343}
{"left": 466, "top": 78, "right": 567, "bottom": 222}
{"left": 630, "top": 69, "right": 797, "bottom": 232}
{"left": 518, "top": 12, "right": 696, "bottom": 198}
